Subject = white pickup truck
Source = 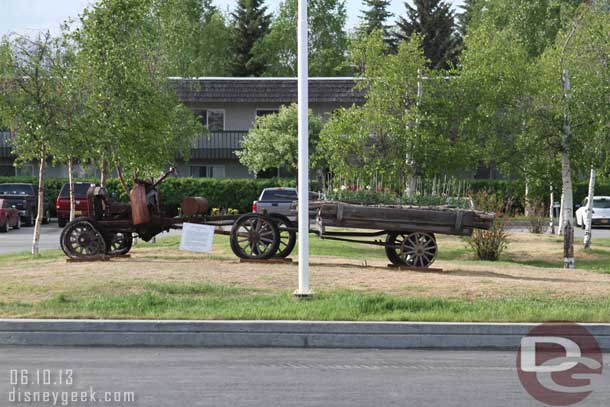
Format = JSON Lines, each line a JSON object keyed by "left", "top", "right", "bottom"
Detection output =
{"left": 252, "top": 187, "right": 298, "bottom": 220}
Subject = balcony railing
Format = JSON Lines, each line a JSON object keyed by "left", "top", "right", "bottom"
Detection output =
{"left": 191, "top": 131, "right": 247, "bottom": 161}
{"left": 0, "top": 131, "right": 248, "bottom": 161}
{"left": 0, "top": 131, "right": 13, "bottom": 159}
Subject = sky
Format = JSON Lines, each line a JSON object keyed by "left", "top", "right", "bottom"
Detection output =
{"left": 0, "top": 0, "right": 465, "bottom": 36}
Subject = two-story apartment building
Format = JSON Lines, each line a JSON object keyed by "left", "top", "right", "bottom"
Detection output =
{"left": 0, "top": 77, "right": 365, "bottom": 179}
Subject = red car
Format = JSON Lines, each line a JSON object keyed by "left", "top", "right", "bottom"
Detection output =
{"left": 0, "top": 198, "right": 21, "bottom": 232}
{"left": 56, "top": 183, "right": 95, "bottom": 227}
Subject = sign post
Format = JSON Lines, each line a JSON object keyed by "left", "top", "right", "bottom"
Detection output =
{"left": 295, "top": 0, "right": 311, "bottom": 297}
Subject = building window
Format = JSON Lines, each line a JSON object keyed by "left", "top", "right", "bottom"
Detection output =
{"left": 0, "top": 165, "right": 15, "bottom": 177}
{"left": 195, "top": 109, "right": 225, "bottom": 132}
{"left": 256, "top": 109, "right": 280, "bottom": 118}
{"left": 190, "top": 165, "right": 226, "bottom": 179}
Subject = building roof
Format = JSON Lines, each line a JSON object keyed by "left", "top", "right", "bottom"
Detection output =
{"left": 170, "top": 77, "right": 366, "bottom": 104}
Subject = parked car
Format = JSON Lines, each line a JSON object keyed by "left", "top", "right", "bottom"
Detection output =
{"left": 252, "top": 187, "right": 298, "bottom": 220}
{"left": 252, "top": 187, "right": 324, "bottom": 222}
{"left": 0, "top": 183, "right": 48, "bottom": 226}
{"left": 576, "top": 196, "right": 610, "bottom": 228}
{"left": 0, "top": 198, "right": 21, "bottom": 232}
{"left": 56, "top": 183, "right": 96, "bottom": 228}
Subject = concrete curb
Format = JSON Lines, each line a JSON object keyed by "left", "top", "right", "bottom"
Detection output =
{"left": 2, "top": 320, "right": 610, "bottom": 349}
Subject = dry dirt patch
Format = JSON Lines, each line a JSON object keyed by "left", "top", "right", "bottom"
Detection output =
{"left": 0, "top": 232, "right": 608, "bottom": 301}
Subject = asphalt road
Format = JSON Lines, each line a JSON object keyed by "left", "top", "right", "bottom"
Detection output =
{"left": 0, "top": 222, "right": 181, "bottom": 255}
{"left": 0, "top": 347, "right": 608, "bottom": 407}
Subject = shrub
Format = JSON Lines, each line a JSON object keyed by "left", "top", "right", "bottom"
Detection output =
{"left": 528, "top": 201, "right": 549, "bottom": 234}
{"left": 467, "top": 191, "right": 510, "bottom": 261}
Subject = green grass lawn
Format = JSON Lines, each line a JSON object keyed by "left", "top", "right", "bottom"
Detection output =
{"left": 1, "top": 282, "right": 609, "bottom": 322}
{"left": 1, "top": 232, "right": 610, "bottom": 322}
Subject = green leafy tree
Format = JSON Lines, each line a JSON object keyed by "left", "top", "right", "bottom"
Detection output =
{"left": 237, "top": 104, "right": 323, "bottom": 175}
{"left": 253, "top": 0, "right": 350, "bottom": 76}
{"left": 529, "top": 3, "right": 610, "bottom": 257}
{"left": 76, "top": 0, "right": 202, "bottom": 192}
{"left": 469, "top": 0, "right": 583, "bottom": 59}
{"left": 321, "top": 32, "right": 473, "bottom": 191}
{"left": 395, "top": 0, "right": 461, "bottom": 70}
{"left": 155, "top": 0, "right": 232, "bottom": 76}
{"left": 231, "top": 0, "right": 272, "bottom": 76}
{"left": 0, "top": 33, "right": 64, "bottom": 255}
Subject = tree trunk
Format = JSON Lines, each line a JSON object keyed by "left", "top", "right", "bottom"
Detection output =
{"left": 557, "top": 192, "right": 564, "bottom": 236}
{"left": 100, "top": 157, "right": 108, "bottom": 188}
{"left": 561, "top": 69, "right": 575, "bottom": 269}
{"left": 68, "top": 158, "right": 76, "bottom": 222}
{"left": 549, "top": 185, "right": 555, "bottom": 235}
{"left": 584, "top": 167, "right": 596, "bottom": 250}
{"left": 561, "top": 152, "right": 575, "bottom": 269}
{"left": 524, "top": 181, "right": 531, "bottom": 217}
{"left": 32, "top": 145, "right": 46, "bottom": 257}
{"left": 114, "top": 162, "right": 129, "bottom": 194}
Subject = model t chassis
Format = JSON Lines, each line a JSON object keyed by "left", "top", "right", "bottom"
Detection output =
{"left": 59, "top": 172, "right": 494, "bottom": 268}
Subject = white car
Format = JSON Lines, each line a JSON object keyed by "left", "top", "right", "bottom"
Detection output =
{"left": 576, "top": 196, "right": 610, "bottom": 228}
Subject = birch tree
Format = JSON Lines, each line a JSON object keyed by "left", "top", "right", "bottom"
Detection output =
{"left": 0, "top": 33, "right": 62, "bottom": 256}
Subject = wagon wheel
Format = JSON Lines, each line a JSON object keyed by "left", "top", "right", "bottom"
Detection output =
{"left": 385, "top": 232, "right": 437, "bottom": 268}
{"left": 107, "top": 232, "right": 133, "bottom": 256}
{"left": 269, "top": 214, "right": 296, "bottom": 258}
{"left": 60, "top": 219, "right": 107, "bottom": 259}
{"left": 230, "top": 214, "right": 280, "bottom": 260}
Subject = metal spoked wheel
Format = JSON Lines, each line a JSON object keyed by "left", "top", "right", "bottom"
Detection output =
{"left": 230, "top": 214, "right": 280, "bottom": 260}
{"left": 60, "top": 218, "right": 107, "bottom": 259}
{"left": 385, "top": 232, "right": 437, "bottom": 268}
{"left": 269, "top": 214, "right": 296, "bottom": 258}
{"left": 107, "top": 232, "right": 133, "bottom": 256}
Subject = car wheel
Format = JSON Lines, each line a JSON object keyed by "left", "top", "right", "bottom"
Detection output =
{"left": 0, "top": 221, "right": 8, "bottom": 233}
{"left": 14, "top": 217, "right": 21, "bottom": 230}
{"left": 57, "top": 217, "right": 67, "bottom": 228}
{"left": 25, "top": 212, "right": 34, "bottom": 227}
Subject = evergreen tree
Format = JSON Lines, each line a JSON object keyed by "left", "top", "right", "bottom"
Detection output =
{"left": 457, "top": 0, "right": 480, "bottom": 37}
{"left": 231, "top": 0, "right": 272, "bottom": 76}
{"left": 359, "top": 0, "right": 394, "bottom": 47}
{"left": 395, "top": 0, "right": 460, "bottom": 70}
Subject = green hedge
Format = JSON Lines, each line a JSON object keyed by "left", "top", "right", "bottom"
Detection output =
{"left": 0, "top": 176, "right": 298, "bottom": 217}
{"left": 1, "top": 176, "right": 607, "bottom": 218}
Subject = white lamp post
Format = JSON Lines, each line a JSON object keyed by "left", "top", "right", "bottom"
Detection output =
{"left": 295, "top": 0, "right": 311, "bottom": 297}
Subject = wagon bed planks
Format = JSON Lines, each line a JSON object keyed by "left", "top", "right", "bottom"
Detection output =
{"left": 312, "top": 201, "right": 494, "bottom": 237}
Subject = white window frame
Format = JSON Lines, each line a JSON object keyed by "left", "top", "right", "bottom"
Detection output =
{"left": 206, "top": 109, "right": 226, "bottom": 132}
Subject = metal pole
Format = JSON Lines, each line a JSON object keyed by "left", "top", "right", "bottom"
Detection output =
{"left": 295, "top": 0, "right": 311, "bottom": 297}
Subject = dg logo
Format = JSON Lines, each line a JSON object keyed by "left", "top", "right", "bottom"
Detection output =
{"left": 517, "top": 323, "right": 604, "bottom": 406}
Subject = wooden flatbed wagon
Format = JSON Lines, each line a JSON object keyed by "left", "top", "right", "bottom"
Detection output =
{"left": 228, "top": 201, "right": 494, "bottom": 268}
{"left": 59, "top": 169, "right": 494, "bottom": 269}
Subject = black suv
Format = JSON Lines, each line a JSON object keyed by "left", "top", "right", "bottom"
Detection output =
{"left": 0, "top": 183, "right": 49, "bottom": 226}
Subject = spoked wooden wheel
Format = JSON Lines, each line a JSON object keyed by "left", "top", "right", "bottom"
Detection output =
{"left": 107, "top": 232, "right": 133, "bottom": 256}
{"left": 385, "top": 232, "right": 437, "bottom": 268}
{"left": 269, "top": 214, "right": 296, "bottom": 258}
{"left": 230, "top": 214, "right": 280, "bottom": 260}
{"left": 60, "top": 219, "right": 107, "bottom": 259}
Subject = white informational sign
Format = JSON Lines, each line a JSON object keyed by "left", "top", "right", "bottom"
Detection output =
{"left": 179, "top": 223, "right": 215, "bottom": 253}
